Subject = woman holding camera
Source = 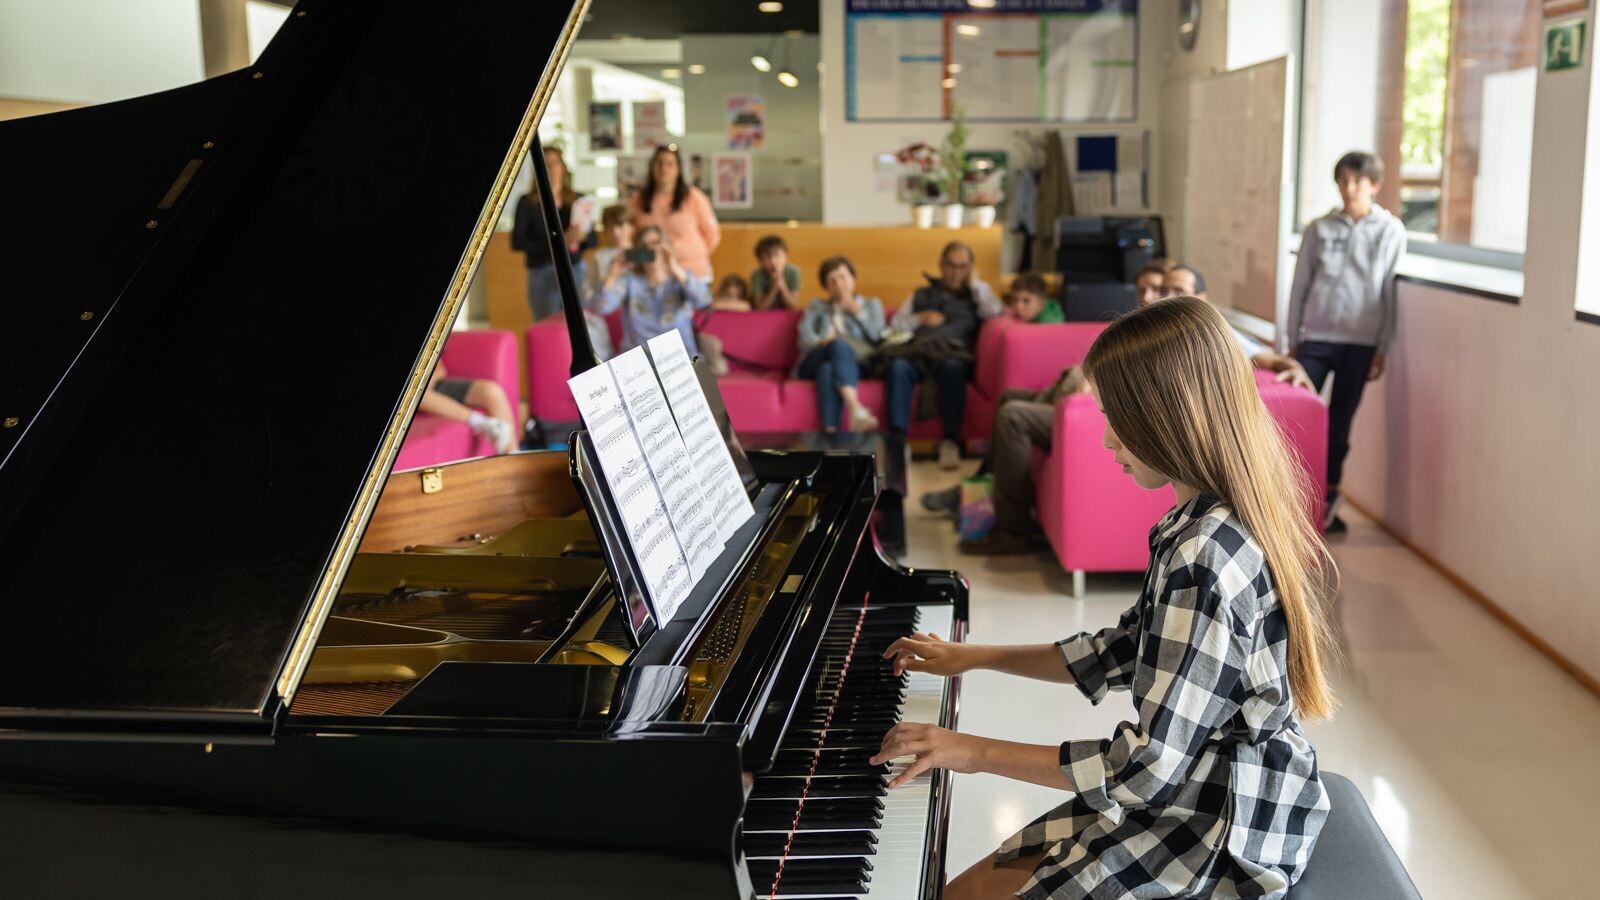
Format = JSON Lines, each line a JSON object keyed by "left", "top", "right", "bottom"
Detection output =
{"left": 594, "top": 224, "right": 711, "bottom": 355}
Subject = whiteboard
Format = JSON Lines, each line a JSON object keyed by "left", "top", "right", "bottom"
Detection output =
{"left": 1183, "top": 57, "right": 1293, "bottom": 327}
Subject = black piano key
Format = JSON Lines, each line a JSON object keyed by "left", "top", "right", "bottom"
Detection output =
{"left": 744, "top": 830, "right": 878, "bottom": 858}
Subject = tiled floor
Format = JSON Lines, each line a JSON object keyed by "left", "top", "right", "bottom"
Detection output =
{"left": 899, "top": 460, "right": 1600, "bottom": 898}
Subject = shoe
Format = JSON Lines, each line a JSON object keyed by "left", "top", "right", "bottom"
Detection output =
{"left": 847, "top": 405, "right": 879, "bottom": 433}
{"left": 474, "top": 417, "right": 517, "bottom": 455}
{"left": 919, "top": 486, "right": 960, "bottom": 516}
{"left": 958, "top": 529, "right": 1042, "bottom": 556}
{"left": 938, "top": 439, "right": 961, "bottom": 470}
{"left": 1322, "top": 491, "right": 1344, "bottom": 531}
{"left": 1324, "top": 515, "right": 1348, "bottom": 535}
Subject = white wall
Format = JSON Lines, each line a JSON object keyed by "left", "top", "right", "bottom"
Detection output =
{"left": 0, "top": 0, "right": 203, "bottom": 103}
{"left": 1342, "top": 7, "right": 1600, "bottom": 683}
{"left": 820, "top": 0, "right": 1168, "bottom": 256}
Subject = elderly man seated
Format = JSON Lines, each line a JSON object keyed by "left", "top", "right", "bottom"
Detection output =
{"left": 878, "top": 241, "right": 1003, "bottom": 469}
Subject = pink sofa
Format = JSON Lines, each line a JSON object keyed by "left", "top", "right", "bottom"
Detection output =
{"left": 1033, "top": 369, "right": 1328, "bottom": 595}
{"left": 392, "top": 329, "right": 520, "bottom": 471}
{"left": 524, "top": 311, "right": 1110, "bottom": 439}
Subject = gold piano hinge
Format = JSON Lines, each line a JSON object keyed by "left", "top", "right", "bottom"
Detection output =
{"left": 420, "top": 467, "right": 443, "bottom": 494}
{"left": 157, "top": 159, "right": 203, "bottom": 209}
{"left": 273, "top": 0, "right": 594, "bottom": 708}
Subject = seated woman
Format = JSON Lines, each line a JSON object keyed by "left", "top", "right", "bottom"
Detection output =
{"left": 418, "top": 362, "right": 518, "bottom": 455}
{"left": 796, "top": 256, "right": 883, "bottom": 432}
{"left": 593, "top": 224, "right": 711, "bottom": 354}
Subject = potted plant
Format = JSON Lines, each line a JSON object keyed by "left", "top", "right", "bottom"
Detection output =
{"left": 961, "top": 151, "right": 1006, "bottom": 229}
{"left": 937, "top": 106, "right": 969, "bottom": 228}
{"left": 896, "top": 142, "right": 943, "bottom": 228}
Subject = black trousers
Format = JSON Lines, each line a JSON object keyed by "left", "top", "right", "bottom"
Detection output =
{"left": 1294, "top": 341, "right": 1377, "bottom": 491}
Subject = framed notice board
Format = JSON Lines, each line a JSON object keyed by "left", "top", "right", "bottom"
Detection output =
{"left": 845, "top": 0, "right": 1138, "bottom": 123}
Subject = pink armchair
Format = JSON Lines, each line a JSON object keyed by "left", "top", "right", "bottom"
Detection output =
{"left": 1033, "top": 370, "right": 1328, "bottom": 596}
{"left": 392, "top": 329, "right": 520, "bottom": 471}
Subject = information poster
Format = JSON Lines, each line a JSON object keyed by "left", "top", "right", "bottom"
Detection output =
{"left": 589, "top": 101, "right": 622, "bottom": 150}
{"left": 845, "top": 0, "right": 1138, "bottom": 123}
{"left": 711, "top": 153, "right": 753, "bottom": 209}
{"left": 631, "top": 100, "right": 670, "bottom": 150}
{"left": 726, "top": 95, "right": 766, "bottom": 149}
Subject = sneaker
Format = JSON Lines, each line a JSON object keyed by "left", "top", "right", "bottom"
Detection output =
{"left": 1324, "top": 515, "right": 1348, "bottom": 535}
{"left": 937, "top": 439, "right": 961, "bottom": 470}
{"left": 1322, "top": 491, "right": 1344, "bottom": 531}
{"left": 958, "top": 529, "right": 1042, "bottom": 556}
{"left": 847, "top": 405, "right": 879, "bottom": 433}
{"left": 919, "top": 486, "right": 960, "bottom": 515}
{"left": 474, "top": 417, "right": 517, "bottom": 455}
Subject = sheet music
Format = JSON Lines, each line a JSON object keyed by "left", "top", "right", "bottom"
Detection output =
{"left": 607, "top": 347, "right": 721, "bottom": 584}
{"left": 645, "top": 331, "right": 756, "bottom": 545}
{"left": 567, "top": 365, "right": 692, "bottom": 623}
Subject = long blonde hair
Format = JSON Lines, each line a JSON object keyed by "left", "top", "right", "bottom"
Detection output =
{"left": 1083, "top": 296, "right": 1339, "bottom": 719}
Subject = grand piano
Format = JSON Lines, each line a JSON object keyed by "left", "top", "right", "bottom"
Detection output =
{"left": 0, "top": 2, "right": 967, "bottom": 897}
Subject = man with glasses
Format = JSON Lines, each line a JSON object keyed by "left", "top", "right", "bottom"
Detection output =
{"left": 884, "top": 242, "right": 1003, "bottom": 468}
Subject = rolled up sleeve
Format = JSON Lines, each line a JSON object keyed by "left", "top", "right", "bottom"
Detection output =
{"left": 1056, "top": 604, "right": 1141, "bottom": 703}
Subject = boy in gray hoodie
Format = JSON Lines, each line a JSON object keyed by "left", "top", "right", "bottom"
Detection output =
{"left": 1288, "top": 151, "right": 1406, "bottom": 533}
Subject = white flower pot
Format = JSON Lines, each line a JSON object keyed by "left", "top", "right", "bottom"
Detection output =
{"left": 973, "top": 205, "right": 996, "bottom": 228}
{"left": 943, "top": 203, "right": 965, "bottom": 229}
{"left": 913, "top": 204, "right": 936, "bottom": 229}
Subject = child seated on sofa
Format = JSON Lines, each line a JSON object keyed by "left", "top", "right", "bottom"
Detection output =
{"left": 419, "top": 362, "right": 519, "bottom": 455}
{"left": 749, "top": 234, "right": 802, "bottom": 310}
{"left": 711, "top": 272, "right": 753, "bottom": 311}
{"left": 1004, "top": 272, "right": 1064, "bottom": 323}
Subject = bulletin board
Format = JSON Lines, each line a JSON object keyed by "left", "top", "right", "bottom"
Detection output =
{"left": 1182, "top": 57, "right": 1292, "bottom": 325}
{"left": 845, "top": 0, "right": 1138, "bottom": 123}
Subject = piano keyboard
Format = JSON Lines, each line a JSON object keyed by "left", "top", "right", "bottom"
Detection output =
{"left": 745, "top": 601, "right": 957, "bottom": 899}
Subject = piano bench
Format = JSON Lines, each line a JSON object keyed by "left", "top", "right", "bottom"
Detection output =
{"left": 1288, "top": 772, "right": 1421, "bottom": 899}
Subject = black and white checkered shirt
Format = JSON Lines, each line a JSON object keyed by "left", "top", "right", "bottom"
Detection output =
{"left": 997, "top": 495, "right": 1329, "bottom": 899}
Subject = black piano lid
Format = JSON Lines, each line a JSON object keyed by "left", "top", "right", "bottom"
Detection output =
{"left": 0, "top": 1, "right": 588, "bottom": 737}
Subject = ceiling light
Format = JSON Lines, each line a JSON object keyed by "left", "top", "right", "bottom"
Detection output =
{"left": 758, "top": 1, "right": 783, "bottom": 12}
{"left": 956, "top": 23, "right": 981, "bottom": 37}
{"left": 687, "top": 64, "right": 706, "bottom": 75}
{"left": 595, "top": 155, "right": 618, "bottom": 168}
{"left": 968, "top": 0, "right": 997, "bottom": 7}
{"left": 941, "top": 77, "right": 957, "bottom": 89}
{"left": 751, "top": 55, "right": 772, "bottom": 72}
{"left": 777, "top": 70, "right": 800, "bottom": 88}
{"left": 946, "top": 63, "right": 962, "bottom": 74}
{"left": 661, "top": 68, "right": 681, "bottom": 79}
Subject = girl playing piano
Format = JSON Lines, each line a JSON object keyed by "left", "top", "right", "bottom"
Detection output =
{"left": 876, "top": 295, "right": 1337, "bottom": 899}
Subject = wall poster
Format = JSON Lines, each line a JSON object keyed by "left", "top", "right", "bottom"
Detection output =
{"left": 631, "top": 100, "right": 671, "bottom": 151}
{"left": 588, "top": 101, "right": 622, "bottom": 150}
{"left": 725, "top": 95, "right": 766, "bottom": 149}
{"left": 845, "top": 0, "right": 1138, "bottom": 123}
{"left": 711, "top": 153, "right": 753, "bottom": 209}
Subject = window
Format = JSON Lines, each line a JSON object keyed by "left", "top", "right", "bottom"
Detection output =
{"left": 1299, "top": 0, "right": 1541, "bottom": 264}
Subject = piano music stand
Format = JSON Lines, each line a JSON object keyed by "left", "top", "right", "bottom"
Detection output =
{"left": 570, "top": 428, "right": 657, "bottom": 649}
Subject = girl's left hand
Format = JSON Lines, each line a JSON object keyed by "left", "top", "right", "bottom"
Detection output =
{"left": 870, "top": 723, "right": 985, "bottom": 788}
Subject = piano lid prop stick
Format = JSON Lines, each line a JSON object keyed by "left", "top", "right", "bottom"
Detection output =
{"left": 531, "top": 134, "right": 598, "bottom": 378}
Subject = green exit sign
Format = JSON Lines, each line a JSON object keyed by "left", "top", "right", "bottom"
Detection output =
{"left": 1545, "top": 18, "right": 1586, "bottom": 71}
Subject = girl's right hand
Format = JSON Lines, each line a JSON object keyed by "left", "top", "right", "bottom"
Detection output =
{"left": 883, "top": 632, "right": 973, "bottom": 677}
